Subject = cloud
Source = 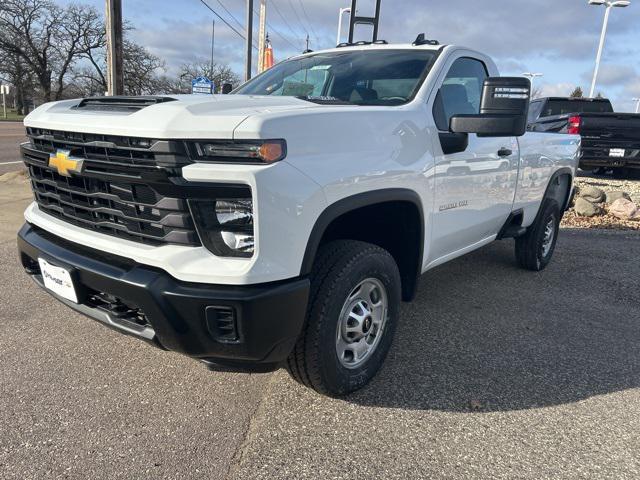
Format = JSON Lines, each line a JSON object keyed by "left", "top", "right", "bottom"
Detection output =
{"left": 581, "top": 64, "right": 637, "bottom": 87}
{"left": 112, "top": 0, "right": 638, "bottom": 108}
{"left": 132, "top": 19, "right": 248, "bottom": 75}
{"left": 539, "top": 82, "right": 578, "bottom": 98}
{"left": 622, "top": 78, "right": 640, "bottom": 98}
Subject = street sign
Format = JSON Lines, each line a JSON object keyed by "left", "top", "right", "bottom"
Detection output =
{"left": 0, "top": 84, "right": 10, "bottom": 95}
{"left": 191, "top": 77, "right": 214, "bottom": 95}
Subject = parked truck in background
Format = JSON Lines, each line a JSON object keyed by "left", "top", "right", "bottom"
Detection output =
{"left": 528, "top": 97, "right": 640, "bottom": 175}
{"left": 17, "top": 39, "right": 580, "bottom": 396}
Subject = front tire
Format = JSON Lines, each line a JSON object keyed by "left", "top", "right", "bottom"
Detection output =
{"left": 286, "top": 240, "right": 401, "bottom": 396}
{"left": 515, "top": 198, "right": 561, "bottom": 271}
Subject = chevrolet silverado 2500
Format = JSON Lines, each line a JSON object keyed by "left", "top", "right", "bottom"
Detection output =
{"left": 17, "top": 42, "right": 580, "bottom": 395}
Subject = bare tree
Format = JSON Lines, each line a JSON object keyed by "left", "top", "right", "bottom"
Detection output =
{"left": 73, "top": 37, "right": 167, "bottom": 96}
{"left": 531, "top": 86, "right": 543, "bottom": 99}
{"left": 0, "top": 50, "right": 34, "bottom": 114}
{"left": 1, "top": 0, "right": 241, "bottom": 100}
{"left": 0, "top": 0, "right": 103, "bottom": 101}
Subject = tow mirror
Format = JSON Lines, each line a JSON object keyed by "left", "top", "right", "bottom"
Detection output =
{"left": 221, "top": 83, "right": 233, "bottom": 94}
{"left": 450, "top": 77, "right": 531, "bottom": 137}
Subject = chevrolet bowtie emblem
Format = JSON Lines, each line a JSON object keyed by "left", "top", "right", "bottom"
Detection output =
{"left": 48, "top": 150, "right": 84, "bottom": 177}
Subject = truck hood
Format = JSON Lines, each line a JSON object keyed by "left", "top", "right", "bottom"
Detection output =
{"left": 24, "top": 94, "right": 318, "bottom": 139}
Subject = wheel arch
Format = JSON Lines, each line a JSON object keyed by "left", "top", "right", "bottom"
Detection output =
{"left": 542, "top": 167, "right": 574, "bottom": 211}
{"left": 300, "top": 189, "right": 425, "bottom": 302}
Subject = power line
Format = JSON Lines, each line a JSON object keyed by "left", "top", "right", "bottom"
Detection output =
{"left": 211, "top": 0, "right": 245, "bottom": 31}
{"left": 250, "top": 4, "right": 301, "bottom": 51}
{"left": 197, "top": 0, "right": 258, "bottom": 50}
{"left": 270, "top": 0, "right": 304, "bottom": 43}
{"left": 296, "top": 0, "right": 321, "bottom": 46}
{"left": 286, "top": 0, "right": 309, "bottom": 39}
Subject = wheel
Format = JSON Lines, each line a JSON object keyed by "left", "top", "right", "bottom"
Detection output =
{"left": 286, "top": 240, "right": 401, "bottom": 396}
{"left": 515, "top": 198, "right": 561, "bottom": 271}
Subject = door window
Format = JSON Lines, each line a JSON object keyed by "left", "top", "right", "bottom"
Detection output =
{"left": 433, "top": 57, "right": 488, "bottom": 131}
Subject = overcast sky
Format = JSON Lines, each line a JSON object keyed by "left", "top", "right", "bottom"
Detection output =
{"left": 62, "top": 0, "right": 640, "bottom": 111}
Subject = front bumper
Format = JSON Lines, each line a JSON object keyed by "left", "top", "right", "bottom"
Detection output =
{"left": 18, "top": 223, "right": 309, "bottom": 372}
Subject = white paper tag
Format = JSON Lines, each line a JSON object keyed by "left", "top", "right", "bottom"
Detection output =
{"left": 38, "top": 258, "right": 78, "bottom": 303}
{"left": 609, "top": 148, "right": 625, "bottom": 158}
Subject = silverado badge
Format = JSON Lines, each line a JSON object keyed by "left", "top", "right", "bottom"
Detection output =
{"left": 49, "top": 150, "right": 84, "bottom": 177}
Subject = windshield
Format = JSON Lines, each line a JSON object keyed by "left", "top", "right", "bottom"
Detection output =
{"left": 543, "top": 99, "right": 614, "bottom": 116}
{"left": 234, "top": 49, "right": 439, "bottom": 106}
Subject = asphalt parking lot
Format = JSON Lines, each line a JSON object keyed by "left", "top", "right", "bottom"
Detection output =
{"left": 1, "top": 175, "right": 640, "bottom": 479}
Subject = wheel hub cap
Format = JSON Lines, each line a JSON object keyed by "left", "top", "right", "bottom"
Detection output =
{"left": 542, "top": 217, "right": 555, "bottom": 257}
{"left": 336, "top": 278, "right": 388, "bottom": 369}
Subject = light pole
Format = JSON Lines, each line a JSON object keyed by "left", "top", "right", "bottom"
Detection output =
{"left": 337, "top": 7, "right": 351, "bottom": 45}
{"left": 634, "top": 97, "right": 640, "bottom": 113}
{"left": 588, "top": 0, "right": 631, "bottom": 98}
{"left": 522, "top": 72, "right": 543, "bottom": 97}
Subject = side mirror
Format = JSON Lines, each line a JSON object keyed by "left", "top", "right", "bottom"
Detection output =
{"left": 221, "top": 83, "right": 233, "bottom": 94}
{"left": 450, "top": 77, "right": 530, "bottom": 137}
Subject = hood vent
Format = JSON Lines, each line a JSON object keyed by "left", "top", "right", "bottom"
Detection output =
{"left": 73, "top": 96, "right": 177, "bottom": 113}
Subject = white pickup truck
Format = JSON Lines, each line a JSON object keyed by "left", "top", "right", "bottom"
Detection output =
{"left": 18, "top": 41, "right": 579, "bottom": 395}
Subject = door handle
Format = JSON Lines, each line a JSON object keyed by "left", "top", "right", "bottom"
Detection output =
{"left": 497, "top": 148, "right": 512, "bottom": 157}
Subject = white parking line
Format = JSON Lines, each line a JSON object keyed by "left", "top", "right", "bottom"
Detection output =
{"left": 0, "top": 161, "right": 23, "bottom": 165}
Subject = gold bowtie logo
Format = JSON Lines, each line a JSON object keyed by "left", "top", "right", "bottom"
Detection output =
{"left": 48, "top": 150, "right": 83, "bottom": 177}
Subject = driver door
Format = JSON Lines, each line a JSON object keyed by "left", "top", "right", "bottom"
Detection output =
{"left": 429, "top": 56, "right": 519, "bottom": 262}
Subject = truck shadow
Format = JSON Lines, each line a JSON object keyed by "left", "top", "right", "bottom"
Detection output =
{"left": 347, "top": 229, "right": 640, "bottom": 412}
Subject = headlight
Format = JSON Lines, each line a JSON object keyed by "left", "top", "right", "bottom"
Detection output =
{"left": 189, "top": 195, "right": 255, "bottom": 258}
{"left": 189, "top": 140, "right": 286, "bottom": 164}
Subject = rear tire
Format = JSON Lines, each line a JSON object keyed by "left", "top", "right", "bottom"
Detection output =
{"left": 515, "top": 198, "right": 561, "bottom": 271}
{"left": 286, "top": 240, "right": 401, "bottom": 396}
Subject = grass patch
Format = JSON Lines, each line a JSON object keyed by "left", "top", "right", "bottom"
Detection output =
{"left": 0, "top": 109, "right": 26, "bottom": 122}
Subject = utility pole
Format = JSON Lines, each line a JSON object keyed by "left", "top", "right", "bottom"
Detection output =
{"left": 210, "top": 19, "right": 215, "bottom": 78}
{"left": 105, "top": 0, "right": 124, "bottom": 96}
{"left": 245, "top": 0, "right": 254, "bottom": 81}
{"left": 634, "top": 97, "right": 640, "bottom": 113}
{"left": 257, "top": 0, "right": 267, "bottom": 74}
{"left": 305, "top": 34, "right": 310, "bottom": 51}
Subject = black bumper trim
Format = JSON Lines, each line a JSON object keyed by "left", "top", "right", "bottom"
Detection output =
{"left": 18, "top": 223, "right": 309, "bottom": 369}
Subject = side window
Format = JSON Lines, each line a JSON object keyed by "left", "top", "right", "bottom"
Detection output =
{"left": 527, "top": 101, "right": 543, "bottom": 123}
{"left": 433, "top": 57, "right": 488, "bottom": 131}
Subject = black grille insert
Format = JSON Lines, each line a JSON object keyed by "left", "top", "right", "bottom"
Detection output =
{"left": 27, "top": 163, "right": 200, "bottom": 246}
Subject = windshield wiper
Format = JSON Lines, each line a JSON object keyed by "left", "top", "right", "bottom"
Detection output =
{"left": 295, "top": 96, "right": 352, "bottom": 105}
